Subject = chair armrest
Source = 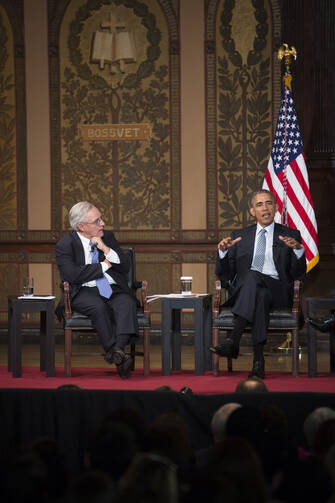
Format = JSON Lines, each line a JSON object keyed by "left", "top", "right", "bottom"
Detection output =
{"left": 141, "top": 280, "right": 150, "bottom": 319}
{"left": 63, "top": 281, "right": 73, "bottom": 319}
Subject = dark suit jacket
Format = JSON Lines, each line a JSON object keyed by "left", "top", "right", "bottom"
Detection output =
{"left": 215, "top": 223, "right": 306, "bottom": 308}
{"left": 55, "top": 230, "right": 132, "bottom": 320}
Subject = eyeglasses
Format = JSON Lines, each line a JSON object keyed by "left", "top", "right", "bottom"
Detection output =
{"left": 83, "top": 217, "right": 104, "bottom": 226}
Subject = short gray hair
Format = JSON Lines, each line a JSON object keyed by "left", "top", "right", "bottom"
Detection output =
{"left": 303, "top": 407, "right": 335, "bottom": 450}
{"left": 211, "top": 403, "right": 242, "bottom": 442}
{"left": 69, "top": 201, "right": 94, "bottom": 230}
{"left": 249, "top": 189, "right": 275, "bottom": 207}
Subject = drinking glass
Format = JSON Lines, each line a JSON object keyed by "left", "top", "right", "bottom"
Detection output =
{"left": 23, "top": 277, "right": 34, "bottom": 296}
{"left": 180, "top": 276, "right": 192, "bottom": 295}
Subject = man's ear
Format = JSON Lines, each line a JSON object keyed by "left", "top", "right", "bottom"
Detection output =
{"left": 77, "top": 222, "right": 84, "bottom": 233}
{"left": 249, "top": 207, "right": 255, "bottom": 217}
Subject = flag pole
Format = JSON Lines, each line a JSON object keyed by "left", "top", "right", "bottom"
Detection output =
{"left": 277, "top": 44, "right": 297, "bottom": 227}
{"left": 277, "top": 44, "right": 297, "bottom": 351}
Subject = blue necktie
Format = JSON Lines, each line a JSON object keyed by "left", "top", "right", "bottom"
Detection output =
{"left": 253, "top": 228, "right": 267, "bottom": 272}
{"left": 89, "top": 241, "right": 113, "bottom": 299}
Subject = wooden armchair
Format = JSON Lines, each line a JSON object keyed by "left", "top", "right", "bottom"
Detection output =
{"left": 212, "top": 279, "right": 303, "bottom": 377}
{"left": 62, "top": 247, "right": 150, "bottom": 377}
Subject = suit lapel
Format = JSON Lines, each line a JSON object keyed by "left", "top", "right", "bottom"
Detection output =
{"left": 71, "top": 231, "right": 86, "bottom": 264}
{"left": 272, "top": 223, "right": 282, "bottom": 265}
{"left": 245, "top": 225, "right": 257, "bottom": 268}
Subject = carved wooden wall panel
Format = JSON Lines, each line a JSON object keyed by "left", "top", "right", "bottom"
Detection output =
{"left": 49, "top": 0, "right": 181, "bottom": 242}
{"left": 0, "top": 0, "right": 27, "bottom": 318}
{"left": 0, "top": 0, "right": 26, "bottom": 239}
{"left": 206, "top": 0, "right": 280, "bottom": 238}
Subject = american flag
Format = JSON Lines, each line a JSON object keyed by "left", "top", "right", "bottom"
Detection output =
{"left": 262, "top": 84, "right": 319, "bottom": 272}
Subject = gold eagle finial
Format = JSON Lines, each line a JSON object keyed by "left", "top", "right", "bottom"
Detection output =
{"left": 278, "top": 44, "right": 297, "bottom": 71}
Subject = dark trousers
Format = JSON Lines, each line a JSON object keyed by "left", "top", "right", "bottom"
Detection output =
{"left": 232, "top": 270, "right": 287, "bottom": 345}
{"left": 71, "top": 286, "right": 139, "bottom": 352}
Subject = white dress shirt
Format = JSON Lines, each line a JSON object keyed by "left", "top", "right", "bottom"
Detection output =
{"left": 77, "top": 232, "right": 120, "bottom": 287}
{"left": 250, "top": 222, "right": 279, "bottom": 279}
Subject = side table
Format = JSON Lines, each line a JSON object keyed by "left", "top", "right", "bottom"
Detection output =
{"left": 8, "top": 296, "right": 56, "bottom": 378}
{"left": 161, "top": 294, "right": 212, "bottom": 376}
{"left": 306, "top": 297, "right": 335, "bottom": 377}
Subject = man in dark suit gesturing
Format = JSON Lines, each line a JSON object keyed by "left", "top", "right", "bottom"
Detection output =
{"left": 55, "top": 201, "right": 138, "bottom": 379}
{"left": 210, "top": 189, "right": 306, "bottom": 378}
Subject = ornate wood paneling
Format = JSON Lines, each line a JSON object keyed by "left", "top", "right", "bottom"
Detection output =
{"left": 48, "top": 0, "right": 181, "bottom": 243}
{"left": 206, "top": 0, "right": 280, "bottom": 239}
{"left": 0, "top": 0, "right": 27, "bottom": 240}
{"left": 0, "top": 0, "right": 28, "bottom": 318}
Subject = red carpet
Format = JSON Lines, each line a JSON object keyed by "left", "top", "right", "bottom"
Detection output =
{"left": 1, "top": 365, "right": 334, "bottom": 393}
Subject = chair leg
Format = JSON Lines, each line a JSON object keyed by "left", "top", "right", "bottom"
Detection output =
{"left": 330, "top": 327, "right": 335, "bottom": 373}
{"left": 291, "top": 328, "right": 299, "bottom": 377}
{"left": 143, "top": 327, "right": 150, "bottom": 377}
{"left": 64, "top": 328, "right": 72, "bottom": 377}
{"left": 307, "top": 325, "right": 317, "bottom": 377}
{"left": 212, "top": 327, "right": 219, "bottom": 376}
{"left": 227, "top": 357, "right": 233, "bottom": 373}
{"left": 130, "top": 343, "right": 135, "bottom": 371}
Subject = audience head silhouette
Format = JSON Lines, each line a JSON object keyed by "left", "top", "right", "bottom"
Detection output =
{"left": 211, "top": 402, "right": 242, "bottom": 443}
{"left": 235, "top": 376, "right": 269, "bottom": 393}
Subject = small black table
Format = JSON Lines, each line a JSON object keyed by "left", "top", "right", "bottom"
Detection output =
{"left": 8, "top": 296, "right": 56, "bottom": 378}
{"left": 161, "top": 294, "right": 212, "bottom": 376}
{"left": 306, "top": 297, "right": 335, "bottom": 377}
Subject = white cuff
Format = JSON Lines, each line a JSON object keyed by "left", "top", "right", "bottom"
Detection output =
{"left": 101, "top": 262, "right": 109, "bottom": 273}
{"left": 105, "top": 249, "right": 120, "bottom": 264}
{"left": 218, "top": 249, "right": 228, "bottom": 259}
{"left": 294, "top": 245, "right": 305, "bottom": 259}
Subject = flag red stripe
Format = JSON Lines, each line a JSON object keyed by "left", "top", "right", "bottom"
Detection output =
{"left": 290, "top": 157, "right": 314, "bottom": 206}
{"left": 276, "top": 170, "right": 319, "bottom": 244}
{"left": 286, "top": 214, "right": 314, "bottom": 261}
{"left": 266, "top": 173, "right": 315, "bottom": 260}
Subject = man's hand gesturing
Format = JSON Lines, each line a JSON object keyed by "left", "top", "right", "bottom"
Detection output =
{"left": 91, "top": 236, "right": 110, "bottom": 255}
{"left": 279, "top": 235, "right": 302, "bottom": 250}
{"left": 218, "top": 236, "right": 242, "bottom": 252}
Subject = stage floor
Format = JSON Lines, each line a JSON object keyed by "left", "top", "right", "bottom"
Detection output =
{"left": 1, "top": 341, "right": 334, "bottom": 393}
{"left": 0, "top": 339, "right": 332, "bottom": 373}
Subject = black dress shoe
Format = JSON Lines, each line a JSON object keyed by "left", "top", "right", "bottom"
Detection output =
{"left": 248, "top": 361, "right": 265, "bottom": 379}
{"left": 104, "top": 350, "right": 114, "bottom": 364}
{"left": 111, "top": 349, "right": 127, "bottom": 366}
{"left": 209, "top": 339, "right": 239, "bottom": 358}
{"left": 308, "top": 313, "right": 335, "bottom": 333}
{"left": 116, "top": 354, "right": 133, "bottom": 380}
{"left": 104, "top": 349, "right": 132, "bottom": 379}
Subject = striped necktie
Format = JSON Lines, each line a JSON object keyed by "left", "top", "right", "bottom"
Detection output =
{"left": 89, "top": 241, "right": 113, "bottom": 298}
{"left": 253, "top": 228, "right": 267, "bottom": 272}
